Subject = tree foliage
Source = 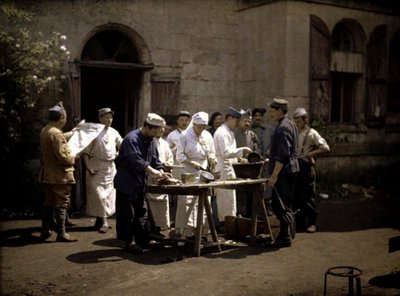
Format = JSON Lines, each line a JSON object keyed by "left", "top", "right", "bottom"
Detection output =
{"left": 0, "top": 3, "right": 70, "bottom": 210}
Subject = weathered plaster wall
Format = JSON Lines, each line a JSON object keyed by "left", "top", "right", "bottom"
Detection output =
{"left": 20, "top": 0, "right": 239, "bottom": 121}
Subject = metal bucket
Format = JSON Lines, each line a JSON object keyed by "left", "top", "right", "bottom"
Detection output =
{"left": 232, "top": 161, "right": 264, "bottom": 179}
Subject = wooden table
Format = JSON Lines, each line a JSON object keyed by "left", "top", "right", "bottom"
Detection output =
{"left": 147, "top": 178, "right": 274, "bottom": 257}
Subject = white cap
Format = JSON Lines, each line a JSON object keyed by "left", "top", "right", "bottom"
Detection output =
{"left": 294, "top": 107, "right": 307, "bottom": 118}
{"left": 192, "top": 111, "right": 209, "bottom": 125}
{"left": 145, "top": 113, "right": 165, "bottom": 127}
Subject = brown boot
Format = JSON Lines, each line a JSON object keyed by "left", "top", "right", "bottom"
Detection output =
{"left": 55, "top": 207, "right": 78, "bottom": 243}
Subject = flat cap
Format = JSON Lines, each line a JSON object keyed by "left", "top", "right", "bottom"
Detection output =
{"left": 98, "top": 107, "right": 114, "bottom": 116}
{"left": 252, "top": 108, "right": 267, "bottom": 116}
{"left": 293, "top": 107, "right": 307, "bottom": 118}
{"left": 269, "top": 98, "right": 289, "bottom": 111}
{"left": 146, "top": 113, "right": 165, "bottom": 127}
{"left": 226, "top": 106, "right": 241, "bottom": 119}
{"left": 177, "top": 110, "right": 191, "bottom": 117}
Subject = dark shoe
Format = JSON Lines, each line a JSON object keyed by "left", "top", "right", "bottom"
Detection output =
{"left": 40, "top": 230, "right": 53, "bottom": 240}
{"left": 98, "top": 225, "right": 109, "bottom": 233}
{"left": 271, "top": 239, "right": 292, "bottom": 248}
{"left": 125, "top": 242, "right": 143, "bottom": 255}
{"left": 56, "top": 233, "right": 78, "bottom": 242}
{"left": 271, "top": 233, "right": 292, "bottom": 248}
{"left": 93, "top": 217, "right": 103, "bottom": 230}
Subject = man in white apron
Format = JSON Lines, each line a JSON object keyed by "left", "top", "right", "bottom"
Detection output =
{"left": 147, "top": 119, "right": 174, "bottom": 231}
{"left": 213, "top": 107, "right": 252, "bottom": 231}
{"left": 81, "top": 108, "right": 123, "bottom": 233}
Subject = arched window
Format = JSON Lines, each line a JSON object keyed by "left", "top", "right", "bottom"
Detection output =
{"left": 330, "top": 20, "right": 366, "bottom": 124}
{"left": 332, "top": 23, "right": 354, "bottom": 52}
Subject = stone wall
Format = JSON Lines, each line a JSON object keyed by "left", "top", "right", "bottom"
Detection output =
{"left": 5, "top": 0, "right": 400, "bottom": 188}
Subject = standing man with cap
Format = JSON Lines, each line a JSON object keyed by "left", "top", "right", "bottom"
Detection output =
{"left": 266, "top": 98, "right": 299, "bottom": 247}
{"left": 114, "top": 113, "right": 170, "bottom": 254}
{"left": 213, "top": 107, "right": 252, "bottom": 231}
{"left": 293, "top": 107, "right": 330, "bottom": 233}
{"left": 147, "top": 117, "right": 174, "bottom": 233}
{"left": 81, "top": 107, "right": 123, "bottom": 233}
{"left": 39, "top": 101, "right": 78, "bottom": 242}
{"left": 251, "top": 108, "right": 274, "bottom": 158}
{"left": 251, "top": 107, "right": 275, "bottom": 215}
{"left": 175, "top": 111, "right": 217, "bottom": 239}
{"left": 235, "top": 108, "right": 260, "bottom": 217}
{"left": 166, "top": 110, "right": 191, "bottom": 162}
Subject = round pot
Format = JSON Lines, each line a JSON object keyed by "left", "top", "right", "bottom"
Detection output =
{"left": 247, "top": 152, "right": 262, "bottom": 163}
{"left": 232, "top": 161, "right": 264, "bottom": 179}
{"left": 199, "top": 170, "right": 215, "bottom": 183}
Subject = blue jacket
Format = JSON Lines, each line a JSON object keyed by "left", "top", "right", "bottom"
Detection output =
{"left": 268, "top": 117, "right": 299, "bottom": 175}
{"left": 114, "top": 129, "right": 163, "bottom": 197}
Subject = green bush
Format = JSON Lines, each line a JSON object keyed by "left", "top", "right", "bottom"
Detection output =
{"left": 0, "top": 4, "right": 69, "bottom": 214}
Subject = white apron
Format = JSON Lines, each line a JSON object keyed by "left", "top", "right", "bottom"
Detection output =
{"left": 147, "top": 137, "right": 173, "bottom": 228}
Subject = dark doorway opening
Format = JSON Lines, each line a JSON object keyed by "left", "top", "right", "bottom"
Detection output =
{"left": 80, "top": 66, "right": 140, "bottom": 136}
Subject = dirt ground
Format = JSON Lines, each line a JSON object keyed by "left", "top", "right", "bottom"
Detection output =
{"left": 1, "top": 191, "right": 400, "bottom": 296}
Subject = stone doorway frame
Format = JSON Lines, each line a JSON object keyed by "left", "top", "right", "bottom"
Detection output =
{"left": 69, "top": 23, "right": 153, "bottom": 133}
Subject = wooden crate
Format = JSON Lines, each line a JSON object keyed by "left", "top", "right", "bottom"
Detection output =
{"left": 224, "top": 216, "right": 264, "bottom": 238}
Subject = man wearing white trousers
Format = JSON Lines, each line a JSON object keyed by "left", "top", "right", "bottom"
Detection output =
{"left": 147, "top": 119, "right": 174, "bottom": 230}
{"left": 213, "top": 107, "right": 252, "bottom": 231}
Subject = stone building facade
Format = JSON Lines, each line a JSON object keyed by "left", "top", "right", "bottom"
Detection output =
{"left": 9, "top": 0, "right": 400, "bottom": 185}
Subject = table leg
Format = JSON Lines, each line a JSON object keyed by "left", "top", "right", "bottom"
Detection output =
{"left": 257, "top": 189, "right": 274, "bottom": 241}
{"left": 194, "top": 192, "right": 205, "bottom": 257}
{"left": 250, "top": 189, "right": 259, "bottom": 246}
{"left": 204, "top": 194, "right": 221, "bottom": 252}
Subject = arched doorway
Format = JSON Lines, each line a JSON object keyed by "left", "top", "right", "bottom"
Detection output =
{"left": 76, "top": 25, "right": 153, "bottom": 136}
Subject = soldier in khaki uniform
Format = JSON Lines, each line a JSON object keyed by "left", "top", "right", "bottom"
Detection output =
{"left": 39, "top": 102, "right": 78, "bottom": 242}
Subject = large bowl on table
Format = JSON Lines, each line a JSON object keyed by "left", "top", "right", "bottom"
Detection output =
{"left": 199, "top": 170, "right": 215, "bottom": 183}
{"left": 232, "top": 161, "right": 264, "bottom": 179}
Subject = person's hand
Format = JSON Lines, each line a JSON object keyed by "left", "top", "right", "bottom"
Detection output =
{"left": 266, "top": 174, "right": 278, "bottom": 187}
{"left": 208, "top": 158, "right": 217, "bottom": 170}
{"left": 190, "top": 161, "right": 203, "bottom": 170}
{"left": 242, "top": 147, "right": 252, "bottom": 155}
{"left": 152, "top": 169, "right": 163, "bottom": 179}
{"left": 163, "top": 163, "right": 172, "bottom": 173}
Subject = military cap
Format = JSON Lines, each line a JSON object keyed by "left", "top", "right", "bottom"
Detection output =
{"left": 239, "top": 108, "right": 252, "bottom": 119}
{"left": 48, "top": 101, "right": 66, "bottom": 119}
{"left": 268, "top": 98, "right": 289, "bottom": 111}
{"left": 98, "top": 107, "right": 114, "bottom": 116}
{"left": 226, "top": 106, "right": 241, "bottom": 119}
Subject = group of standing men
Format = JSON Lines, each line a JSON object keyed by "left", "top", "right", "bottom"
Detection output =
{"left": 39, "top": 97, "right": 329, "bottom": 252}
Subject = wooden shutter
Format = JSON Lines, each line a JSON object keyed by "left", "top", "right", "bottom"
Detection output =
{"left": 309, "top": 15, "right": 331, "bottom": 122}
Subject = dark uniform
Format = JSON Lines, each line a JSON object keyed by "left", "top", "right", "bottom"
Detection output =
{"left": 114, "top": 129, "right": 163, "bottom": 248}
{"left": 268, "top": 116, "right": 299, "bottom": 241}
